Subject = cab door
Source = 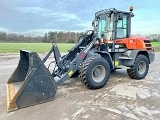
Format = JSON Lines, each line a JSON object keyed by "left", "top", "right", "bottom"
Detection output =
{"left": 116, "top": 14, "right": 136, "bottom": 49}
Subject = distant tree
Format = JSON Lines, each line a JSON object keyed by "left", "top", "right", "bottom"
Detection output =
{"left": 68, "top": 39, "right": 75, "bottom": 43}
{"left": 0, "top": 31, "right": 86, "bottom": 43}
{"left": 48, "top": 31, "right": 55, "bottom": 42}
{"left": 146, "top": 34, "right": 160, "bottom": 42}
{"left": 0, "top": 32, "right": 7, "bottom": 41}
{"left": 43, "top": 33, "right": 48, "bottom": 43}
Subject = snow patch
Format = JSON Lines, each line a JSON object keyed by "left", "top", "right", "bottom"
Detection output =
{"left": 103, "top": 107, "right": 122, "bottom": 114}
{"left": 72, "top": 107, "right": 85, "bottom": 118}
{"left": 135, "top": 106, "right": 160, "bottom": 116}
{"left": 125, "top": 113, "right": 139, "bottom": 120}
{"left": 110, "top": 84, "right": 152, "bottom": 99}
{"left": 81, "top": 114, "right": 91, "bottom": 119}
{"left": 63, "top": 118, "right": 69, "bottom": 120}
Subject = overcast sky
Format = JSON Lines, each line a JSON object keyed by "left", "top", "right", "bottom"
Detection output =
{"left": 0, "top": 0, "right": 160, "bottom": 36}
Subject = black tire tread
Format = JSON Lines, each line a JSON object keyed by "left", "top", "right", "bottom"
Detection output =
{"left": 80, "top": 56, "right": 99, "bottom": 88}
{"left": 80, "top": 56, "right": 110, "bottom": 89}
{"left": 127, "top": 55, "right": 149, "bottom": 79}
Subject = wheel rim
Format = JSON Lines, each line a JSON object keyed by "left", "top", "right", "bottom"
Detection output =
{"left": 92, "top": 65, "right": 106, "bottom": 82}
{"left": 138, "top": 61, "right": 146, "bottom": 75}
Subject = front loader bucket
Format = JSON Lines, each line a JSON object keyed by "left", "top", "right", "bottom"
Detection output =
{"left": 7, "top": 50, "right": 57, "bottom": 111}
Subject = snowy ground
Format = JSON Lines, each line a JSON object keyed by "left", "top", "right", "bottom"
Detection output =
{"left": 0, "top": 52, "right": 160, "bottom": 120}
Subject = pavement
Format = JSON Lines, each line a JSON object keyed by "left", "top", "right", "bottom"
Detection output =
{"left": 0, "top": 52, "right": 160, "bottom": 120}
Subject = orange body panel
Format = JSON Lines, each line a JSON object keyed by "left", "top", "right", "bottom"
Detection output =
{"left": 115, "top": 37, "right": 148, "bottom": 50}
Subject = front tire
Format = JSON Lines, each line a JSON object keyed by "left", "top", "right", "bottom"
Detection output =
{"left": 80, "top": 56, "right": 110, "bottom": 89}
{"left": 127, "top": 55, "right": 149, "bottom": 79}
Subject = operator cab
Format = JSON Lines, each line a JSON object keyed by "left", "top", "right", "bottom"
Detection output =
{"left": 93, "top": 7, "right": 134, "bottom": 41}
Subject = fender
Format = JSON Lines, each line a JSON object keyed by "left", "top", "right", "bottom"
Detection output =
{"left": 95, "top": 51, "right": 114, "bottom": 70}
{"left": 123, "top": 50, "right": 155, "bottom": 66}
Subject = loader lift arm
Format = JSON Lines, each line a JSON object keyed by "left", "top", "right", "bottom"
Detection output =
{"left": 43, "top": 30, "right": 97, "bottom": 85}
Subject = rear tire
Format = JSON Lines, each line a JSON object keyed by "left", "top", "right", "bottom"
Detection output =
{"left": 127, "top": 55, "right": 149, "bottom": 79}
{"left": 80, "top": 56, "right": 110, "bottom": 89}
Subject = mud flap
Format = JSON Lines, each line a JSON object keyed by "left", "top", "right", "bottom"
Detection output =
{"left": 7, "top": 50, "right": 57, "bottom": 111}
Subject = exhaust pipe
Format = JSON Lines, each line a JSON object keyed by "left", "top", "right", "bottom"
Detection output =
{"left": 7, "top": 50, "right": 57, "bottom": 111}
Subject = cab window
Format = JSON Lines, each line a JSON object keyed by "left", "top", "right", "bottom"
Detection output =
{"left": 116, "top": 15, "right": 127, "bottom": 38}
{"left": 98, "top": 19, "right": 106, "bottom": 38}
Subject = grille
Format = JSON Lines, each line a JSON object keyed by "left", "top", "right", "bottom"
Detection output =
{"left": 144, "top": 40, "right": 152, "bottom": 51}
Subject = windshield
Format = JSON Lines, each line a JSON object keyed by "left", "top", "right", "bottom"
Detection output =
{"left": 97, "top": 14, "right": 113, "bottom": 40}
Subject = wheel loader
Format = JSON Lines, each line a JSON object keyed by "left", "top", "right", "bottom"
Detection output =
{"left": 7, "top": 6, "right": 155, "bottom": 111}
